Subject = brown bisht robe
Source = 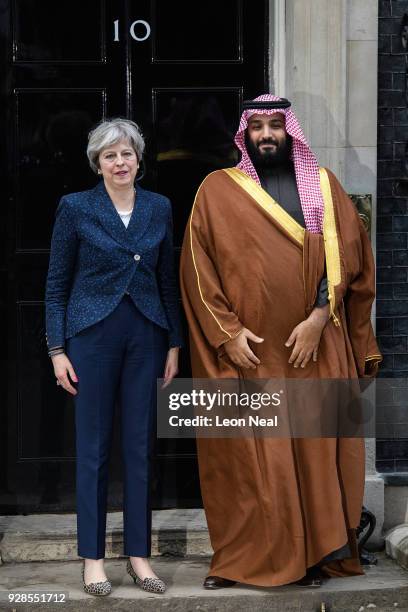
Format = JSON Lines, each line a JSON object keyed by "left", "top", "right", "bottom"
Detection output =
{"left": 179, "top": 166, "right": 382, "bottom": 587}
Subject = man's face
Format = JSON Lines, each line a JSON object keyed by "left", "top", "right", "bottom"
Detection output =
{"left": 246, "top": 112, "right": 291, "bottom": 166}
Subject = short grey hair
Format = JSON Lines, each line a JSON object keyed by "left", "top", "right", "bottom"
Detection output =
{"left": 87, "top": 118, "right": 145, "bottom": 174}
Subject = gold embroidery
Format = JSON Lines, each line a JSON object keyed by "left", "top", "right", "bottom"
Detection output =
{"left": 365, "top": 354, "right": 383, "bottom": 374}
{"left": 189, "top": 172, "right": 234, "bottom": 340}
{"left": 319, "top": 168, "right": 341, "bottom": 326}
{"left": 222, "top": 168, "right": 305, "bottom": 246}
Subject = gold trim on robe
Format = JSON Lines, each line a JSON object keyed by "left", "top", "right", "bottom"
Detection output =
{"left": 189, "top": 172, "right": 235, "bottom": 341}
{"left": 223, "top": 166, "right": 343, "bottom": 327}
{"left": 319, "top": 167, "right": 341, "bottom": 326}
{"left": 222, "top": 168, "right": 305, "bottom": 246}
{"left": 365, "top": 355, "right": 383, "bottom": 364}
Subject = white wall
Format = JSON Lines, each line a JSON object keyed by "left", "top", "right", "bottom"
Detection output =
{"left": 271, "top": 0, "right": 378, "bottom": 201}
{"left": 270, "top": 0, "right": 383, "bottom": 545}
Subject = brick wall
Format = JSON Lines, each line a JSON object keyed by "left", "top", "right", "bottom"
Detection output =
{"left": 377, "top": 0, "right": 408, "bottom": 472}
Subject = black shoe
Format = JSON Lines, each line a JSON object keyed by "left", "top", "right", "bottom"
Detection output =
{"left": 295, "top": 566, "right": 324, "bottom": 588}
{"left": 295, "top": 575, "right": 322, "bottom": 587}
{"left": 203, "top": 575, "right": 237, "bottom": 589}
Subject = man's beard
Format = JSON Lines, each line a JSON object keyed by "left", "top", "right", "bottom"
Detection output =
{"left": 245, "top": 132, "right": 292, "bottom": 168}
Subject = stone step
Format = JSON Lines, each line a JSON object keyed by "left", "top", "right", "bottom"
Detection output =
{"left": 0, "top": 555, "right": 407, "bottom": 612}
{"left": 386, "top": 524, "right": 408, "bottom": 571}
{"left": 0, "top": 510, "right": 210, "bottom": 563}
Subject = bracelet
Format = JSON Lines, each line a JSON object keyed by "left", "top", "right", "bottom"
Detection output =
{"left": 48, "top": 347, "right": 65, "bottom": 357}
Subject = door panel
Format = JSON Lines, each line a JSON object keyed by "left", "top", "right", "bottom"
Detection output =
{"left": 151, "top": 0, "right": 242, "bottom": 63}
{"left": 12, "top": 0, "right": 106, "bottom": 63}
{"left": 15, "top": 89, "right": 105, "bottom": 250}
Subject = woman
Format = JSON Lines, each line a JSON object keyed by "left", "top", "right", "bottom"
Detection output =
{"left": 45, "top": 118, "right": 183, "bottom": 596}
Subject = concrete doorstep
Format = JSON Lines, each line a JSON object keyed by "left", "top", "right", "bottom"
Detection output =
{"left": 0, "top": 555, "right": 407, "bottom": 612}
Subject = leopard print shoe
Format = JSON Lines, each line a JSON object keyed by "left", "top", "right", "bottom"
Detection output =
{"left": 82, "top": 561, "right": 112, "bottom": 597}
{"left": 126, "top": 558, "right": 166, "bottom": 594}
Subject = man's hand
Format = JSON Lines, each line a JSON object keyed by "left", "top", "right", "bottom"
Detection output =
{"left": 285, "top": 304, "right": 330, "bottom": 368}
{"left": 224, "top": 328, "right": 264, "bottom": 369}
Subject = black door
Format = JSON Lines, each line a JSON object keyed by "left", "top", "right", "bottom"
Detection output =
{"left": 0, "top": 0, "right": 268, "bottom": 513}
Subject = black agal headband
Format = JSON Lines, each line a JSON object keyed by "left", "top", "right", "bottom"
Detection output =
{"left": 242, "top": 98, "right": 292, "bottom": 110}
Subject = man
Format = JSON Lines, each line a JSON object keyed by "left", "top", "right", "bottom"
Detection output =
{"left": 180, "top": 94, "right": 381, "bottom": 588}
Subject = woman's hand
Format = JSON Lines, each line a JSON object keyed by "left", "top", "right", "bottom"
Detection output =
{"left": 285, "top": 304, "right": 330, "bottom": 368}
{"left": 51, "top": 353, "right": 78, "bottom": 395}
{"left": 162, "top": 347, "right": 179, "bottom": 388}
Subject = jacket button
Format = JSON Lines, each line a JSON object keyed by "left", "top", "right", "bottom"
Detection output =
{"left": 134, "top": 254, "right": 141, "bottom": 261}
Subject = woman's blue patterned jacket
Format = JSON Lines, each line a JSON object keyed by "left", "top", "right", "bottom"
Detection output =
{"left": 45, "top": 179, "right": 183, "bottom": 350}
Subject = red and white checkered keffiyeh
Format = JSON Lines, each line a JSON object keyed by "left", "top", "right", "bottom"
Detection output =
{"left": 235, "top": 93, "right": 324, "bottom": 234}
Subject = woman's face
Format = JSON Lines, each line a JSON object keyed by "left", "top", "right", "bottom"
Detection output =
{"left": 98, "top": 139, "right": 139, "bottom": 189}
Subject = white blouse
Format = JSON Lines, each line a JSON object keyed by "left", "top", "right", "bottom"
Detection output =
{"left": 117, "top": 208, "right": 133, "bottom": 228}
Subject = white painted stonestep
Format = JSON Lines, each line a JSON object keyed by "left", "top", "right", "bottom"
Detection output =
{"left": 0, "top": 509, "right": 211, "bottom": 563}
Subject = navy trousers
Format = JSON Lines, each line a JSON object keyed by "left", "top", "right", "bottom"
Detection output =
{"left": 66, "top": 295, "right": 167, "bottom": 559}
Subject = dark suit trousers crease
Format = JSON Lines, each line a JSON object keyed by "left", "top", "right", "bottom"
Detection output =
{"left": 66, "top": 295, "right": 167, "bottom": 559}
